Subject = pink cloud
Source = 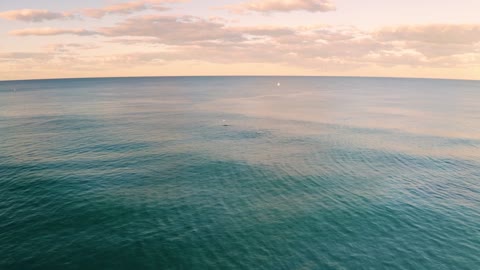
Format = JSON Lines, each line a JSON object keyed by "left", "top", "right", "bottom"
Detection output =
{"left": 10, "top": 28, "right": 97, "bottom": 36}
{"left": 377, "top": 24, "right": 480, "bottom": 44}
{"left": 228, "top": 0, "right": 336, "bottom": 13}
{"left": 82, "top": 0, "right": 185, "bottom": 18}
{"left": 4, "top": 12, "right": 480, "bottom": 74}
{"left": 0, "top": 9, "right": 70, "bottom": 22}
{"left": 99, "top": 15, "right": 245, "bottom": 43}
{"left": 0, "top": 1, "right": 187, "bottom": 22}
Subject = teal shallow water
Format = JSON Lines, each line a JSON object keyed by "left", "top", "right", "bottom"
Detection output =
{"left": 0, "top": 77, "right": 479, "bottom": 269}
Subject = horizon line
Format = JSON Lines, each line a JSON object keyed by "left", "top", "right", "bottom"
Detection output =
{"left": 1, "top": 75, "right": 479, "bottom": 83}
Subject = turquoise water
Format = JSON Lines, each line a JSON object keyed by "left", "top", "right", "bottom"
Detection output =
{"left": 0, "top": 77, "right": 479, "bottom": 269}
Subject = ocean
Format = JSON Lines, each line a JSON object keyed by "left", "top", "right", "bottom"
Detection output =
{"left": 1, "top": 77, "right": 479, "bottom": 269}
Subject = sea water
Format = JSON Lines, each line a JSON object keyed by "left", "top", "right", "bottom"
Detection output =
{"left": 0, "top": 77, "right": 479, "bottom": 269}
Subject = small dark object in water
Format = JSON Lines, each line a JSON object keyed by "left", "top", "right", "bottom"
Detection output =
{"left": 223, "top": 124, "right": 230, "bottom": 127}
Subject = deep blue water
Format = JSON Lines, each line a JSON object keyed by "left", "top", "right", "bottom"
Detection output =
{"left": 0, "top": 77, "right": 479, "bottom": 269}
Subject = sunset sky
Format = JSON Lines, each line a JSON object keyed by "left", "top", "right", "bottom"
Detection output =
{"left": 1, "top": 0, "right": 480, "bottom": 80}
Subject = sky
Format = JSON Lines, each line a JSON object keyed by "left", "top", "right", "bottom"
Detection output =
{"left": 1, "top": 0, "right": 480, "bottom": 80}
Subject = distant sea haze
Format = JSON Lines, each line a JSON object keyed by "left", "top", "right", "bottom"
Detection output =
{"left": 1, "top": 77, "right": 479, "bottom": 269}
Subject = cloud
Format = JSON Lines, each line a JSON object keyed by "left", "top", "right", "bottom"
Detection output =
{"left": 0, "top": 9, "right": 71, "bottom": 22}
{"left": 377, "top": 24, "right": 480, "bottom": 44}
{"left": 0, "top": 0, "right": 186, "bottom": 22}
{"left": 43, "top": 43, "right": 100, "bottom": 53}
{"left": 0, "top": 52, "right": 52, "bottom": 61}
{"left": 73, "top": 16, "right": 480, "bottom": 69}
{"left": 4, "top": 12, "right": 480, "bottom": 79}
{"left": 82, "top": 0, "right": 185, "bottom": 18}
{"left": 94, "top": 16, "right": 389, "bottom": 69}
{"left": 100, "top": 15, "right": 245, "bottom": 44}
{"left": 99, "top": 15, "right": 319, "bottom": 45}
{"left": 228, "top": 0, "right": 336, "bottom": 14}
{"left": 373, "top": 24, "right": 480, "bottom": 66}
{"left": 10, "top": 28, "right": 97, "bottom": 36}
